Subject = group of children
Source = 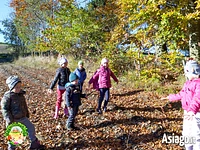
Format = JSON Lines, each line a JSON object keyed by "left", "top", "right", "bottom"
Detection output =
{"left": 1, "top": 57, "right": 118, "bottom": 149}
{"left": 2, "top": 56, "right": 200, "bottom": 150}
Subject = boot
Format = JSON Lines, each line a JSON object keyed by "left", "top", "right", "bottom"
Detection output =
{"left": 53, "top": 106, "right": 60, "bottom": 119}
{"left": 64, "top": 107, "right": 69, "bottom": 116}
{"left": 66, "top": 122, "right": 73, "bottom": 131}
{"left": 30, "top": 138, "right": 45, "bottom": 150}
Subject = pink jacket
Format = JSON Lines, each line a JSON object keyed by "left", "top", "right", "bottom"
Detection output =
{"left": 91, "top": 66, "right": 118, "bottom": 89}
{"left": 168, "top": 78, "right": 200, "bottom": 114}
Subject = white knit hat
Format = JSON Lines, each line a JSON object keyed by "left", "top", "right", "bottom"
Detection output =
{"left": 58, "top": 57, "right": 68, "bottom": 66}
{"left": 101, "top": 58, "right": 109, "bottom": 65}
{"left": 184, "top": 60, "right": 200, "bottom": 77}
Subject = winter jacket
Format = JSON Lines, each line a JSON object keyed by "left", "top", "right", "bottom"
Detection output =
{"left": 65, "top": 83, "right": 86, "bottom": 107}
{"left": 92, "top": 66, "right": 118, "bottom": 89}
{"left": 168, "top": 78, "right": 200, "bottom": 114}
{"left": 89, "top": 70, "right": 99, "bottom": 91}
{"left": 1, "top": 90, "right": 29, "bottom": 125}
{"left": 73, "top": 68, "right": 87, "bottom": 84}
{"left": 50, "top": 67, "right": 71, "bottom": 89}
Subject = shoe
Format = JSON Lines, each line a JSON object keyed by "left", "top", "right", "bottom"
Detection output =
{"left": 53, "top": 106, "right": 60, "bottom": 119}
{"left": 30, "top": 138, "right": 45, "bottom": 150}
{"left": 71, "top": 124, "right": 80, "bottom": 130}
{"left": 66, "top": 123, "right": 73, "bottom": 131}
{"left": 96, "top": 108, "right": 102, "bottom": 114}
{"left": 8, "top": 147, "right": 16, "bottom": 150}
{"left": 103, "top": 107, "right": 107, "bottom": 112}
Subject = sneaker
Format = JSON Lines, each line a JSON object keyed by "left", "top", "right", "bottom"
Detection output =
{"left": 96, "top": 108, "right": 102, "bottom": 114}
{"left": 103, "top": 107, "right": 107, "bottom": 112}
{"left": 30, "top": 138, "right": 45, "bottom": 150}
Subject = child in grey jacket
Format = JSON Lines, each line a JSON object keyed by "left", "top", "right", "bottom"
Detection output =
{"left": 1, "top": 76, "right": 45, "bottom": 150}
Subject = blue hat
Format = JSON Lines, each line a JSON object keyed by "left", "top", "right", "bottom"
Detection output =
{"left": 69, "top": 73, "right": 79, "bottom": 82}
{"left": 6, "top": 76, "right": 21, "bottom": 90}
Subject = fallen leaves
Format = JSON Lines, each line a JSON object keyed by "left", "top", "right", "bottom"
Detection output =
{"left": 0, "top": 64, "right": 184, "bottom": 149}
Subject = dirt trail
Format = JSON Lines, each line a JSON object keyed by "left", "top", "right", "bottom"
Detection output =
{"left": 0, "top": 64, "right": 183, "bottom": 150}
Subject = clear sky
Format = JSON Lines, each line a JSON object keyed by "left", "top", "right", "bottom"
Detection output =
{"left": 0, "top": 0, "right": 13, "bottom": 43}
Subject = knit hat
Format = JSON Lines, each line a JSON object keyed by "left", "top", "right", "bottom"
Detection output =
{"left": 78, "top": 60, "right": 84, "bottom": 66}
{"left": 184, "top": 60, "right": 200, "bottom": 77}
{"left": 6, "top": 76, "right": 21, "bottom": 90}
{"left": 69, "top": 72, "right": 79, "bottom": 82}
{"left": 58, "top": 57, "right": 68, "bottom": 66}
{"left": 101, "top": 58, "right": 109, "bottom": 65}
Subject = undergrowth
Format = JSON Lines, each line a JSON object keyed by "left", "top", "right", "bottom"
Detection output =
{"left": 13, "top": 55, "right": 185, "bottom": 95}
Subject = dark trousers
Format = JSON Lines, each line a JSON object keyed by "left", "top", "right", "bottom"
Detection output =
{"left": 98, "top": 88, "right": 110, "bottom": 110}
{"left": 66, "top": 105, "right": 79, "bottom": 127}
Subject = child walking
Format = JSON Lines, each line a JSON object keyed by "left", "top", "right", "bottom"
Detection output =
{"left": 89, "top": 58, "right": 118, "bottom": 114}
{"left": 1, "top": 76, "right": 45, "bottom": 150}
{"left": 73, "top": 60, "right": 87, "bottom": 93}
{"left": 161, "top": 59, "right": 200, "bottom": 150}
{"left": 48, "top": 57, "right": 71, "bottom": 119}
{"left": 65, "top": 72, "right": 87, "bottom": 130}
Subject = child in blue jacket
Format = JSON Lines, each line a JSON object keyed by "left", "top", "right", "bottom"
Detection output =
{"left": 73, "top": 60, "right": 87, "bottom": 93}
{"left": 65, "top": 73, "right": 87, "bottom": 130}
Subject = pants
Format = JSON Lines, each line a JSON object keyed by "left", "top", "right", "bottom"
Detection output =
{"left": 8, "top": 117, "right": 37, "bottom": 149}
{"left": 183, "top": 111, "right": 200, "bottom": 150}
{"left": 56, "top": 88, "right": 66, "bottom": 108}
{"left": 66, "top": 105, "right": 79, "bottom": 127}
{"left": 80, "top": 82, "right": 84, "bottom": 94}
{"left": 97, "top": 88, "right": 110, "bottom": 110}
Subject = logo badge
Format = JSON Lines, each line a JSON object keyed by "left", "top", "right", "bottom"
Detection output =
{"left": 4, "top": 122, "right": 28, "bottom": 146}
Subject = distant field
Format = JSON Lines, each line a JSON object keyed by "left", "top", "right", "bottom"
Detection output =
{"left": 0, "top": 43, "right": 13, "bottom": 54}
{"left": 0, "top": 43, "right": 14, "bottom": 63}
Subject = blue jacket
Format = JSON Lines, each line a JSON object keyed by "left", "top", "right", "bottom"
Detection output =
{"left": 65, "top": 83, "right": 86, "bottom": 107}
{"left": 73, "top": 68, "right": 86, "bottom": 84}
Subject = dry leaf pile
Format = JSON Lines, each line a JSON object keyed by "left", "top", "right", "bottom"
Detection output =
{"left": 0, "top": 64, "right": 184, "bottom": 150}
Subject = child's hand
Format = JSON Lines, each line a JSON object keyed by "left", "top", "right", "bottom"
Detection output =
{"left": 161, "top": 96, "right": 169, "bottom": 100}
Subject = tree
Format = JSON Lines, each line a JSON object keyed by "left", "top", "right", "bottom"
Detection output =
{"left": 113, "top": 0, "right": 200, "bottom": 59}
{"left": 10, "top": 0, "right": 56, "bottom": 54}
{"left": 0, "top": 17, "right": 25, "bottom": 57}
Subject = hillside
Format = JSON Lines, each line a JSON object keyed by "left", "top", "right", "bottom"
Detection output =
{"left": 0, "top": 63, "right": 184, "bottom": 150}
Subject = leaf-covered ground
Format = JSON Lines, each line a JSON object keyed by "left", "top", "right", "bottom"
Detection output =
{"left": 0, "top": 64, "right": 184, "bottom": 150}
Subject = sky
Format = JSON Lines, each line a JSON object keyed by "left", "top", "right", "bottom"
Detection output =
{"left": 0, "top": 0, "right": 13, "bottom": 43}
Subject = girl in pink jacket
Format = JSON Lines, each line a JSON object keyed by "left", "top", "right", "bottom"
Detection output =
{"left": 89, "top": 58, "right": 118, "bottom": 114}
{"left": 161, "top": 59, "right": 200, "bottom": 150}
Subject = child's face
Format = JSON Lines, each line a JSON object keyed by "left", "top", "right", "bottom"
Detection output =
{"left": 12, "top": 82, "right": 21, "bottom": 93}
{"left": 71, "top": 79, "right": 78, "bottom": 85}
{"left": 78, "top": 64, "right": 83, "bottom": 69}
{"left": 61, "top": 62, "right": 68, "bottom": 68}
{"left": 102, "top": 62, "right": 108, "bottom": 68}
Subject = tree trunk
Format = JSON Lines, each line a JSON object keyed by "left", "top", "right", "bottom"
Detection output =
{"left": 189, "top": 19, "right": 200, "bottom": 60}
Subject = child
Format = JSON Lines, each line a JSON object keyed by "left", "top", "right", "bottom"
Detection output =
{"left": 89, "top": 58, "right": 118, "bottom": 114}
{"left": 48, "top": 57, "right": 71, "bottom": 119}
{"left": 1, "top": 76, "right": 45, "bottom": 150}
{"left": 65, "top": 72, "right": 87, "bottom": 130}
{"left": 161, "top": 59, "right": 200, "bottom": 150}
{"left": 73, "top": 60, "right": 87, "bottom": 93}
